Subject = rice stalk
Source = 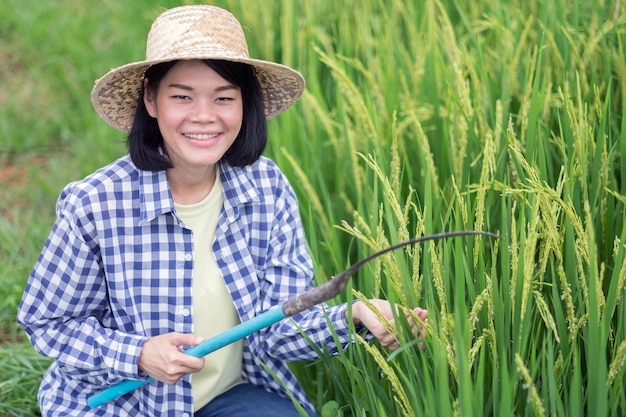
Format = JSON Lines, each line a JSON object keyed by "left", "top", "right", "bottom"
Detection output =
{"left": 354, "top": 334, "right": 413, "bottom": 417}
{"left": 429, "top": 241, "right": 447, "bottom": 318}
{"left": 569, "top": 222, "right": 590, "bottom": 333}
{"left": 505, "top": 117, "right": 522, "bottom": 189}
{"left": 606, "top": 188, "right": 626, "bottom": 207}
{"left": 440, "top": 313, "right": 459, "bottom": 384}
{"left": 336, "top": 152, "right": 422, "bottom": 305}
{"left": 344, "top": 128, "right": 365, "bottom": 203}
{"left": 334, "top": 54, "right": 388, "bottom": 131}
{"left": 359, "top": 153, "right": 411, "bottom": 243}
{"left": 450, "top": 59, "right": 471, "bottom": 181}
{"left": 509, "top": 202, "right": 520, "bottom": 321}
{"left": 337, "top": 216, "right": 385, "bottom": 297}
{"left": 410, "top": 217, "right": 425, "bottom": 300}
{"left": 534, "top": 170, "right": 567, "bottom": 286}
{"left": 369, "top": 213, "right": 409, "bottom": 307}
{"left": 466, "top": 329, "right": 483, "bottom": 371}
{"left": 519, "top": 202, "right": 539, "bottom": 323}
{"left": 606, "top": 339, "right": 626, "bottom": 388}
{"left": 300, "top": 90, "right": 342, "bottom": 148}
{"left": 452, "top": 399, "right": 460, "bottom": 417}
{"left": 404, "top": 109, "right": 439, "bottom": 191}
{"left": 472, "top": 124, "right": 496, "bottom": 268}
{"left": 506, "top": 143, "right": 589, "bottom": 335}
{"left": 314, "top": 47, "right": 377, "bottom": 150}
{"left": 468, "top": 329, "right": 493, "bottom": 370}
{"left": 553, "top": 352, "right": 564, "bottom": 384}
{"left": 561, "top": 14, "right": 626, "bottom": 93}
{"left": 561, "top": 80, "right": 592, "bottom": 201}
{"left": 428, "top": 240, "right": 458, "bottom": 382}
{"left": 593, "top": 87, "right": 610, "bottom": 241}
{"left": 540, "top": 198, "right": 582, "bottom": 344}
{"left": 517, "top": 44, "right": 539, "bottom": 146}
{"left": 609, "top": 237, "right": 626, "bottom": 306}
{"left": 451, "top": 176, "right": 469, "bottom": 228}
{"left": 485, "top": 258, "right": 500, "bottom": 371}
{"left": 533, "top": 289, "right": 560, "bottom": 343}
{"left": 503, "top": 14, "right": 537, "bottom": 102}
{"left": 389, "top": 112, "right": 401, "bottom": 197}
{"left": 310, "top": 46, "right": 366, "bottom": 198}
{"left": 433, "top": 0, "right": 473, "bottom": 182}
{"left": 280, "top": 147, "right": 333, "bottom": 236}
{"left": 555, "top": 261, "right": 581, "bottom": 344}
{"left": 583, "top": 200, "right": 607, "bottom": 324}
{"left": 515, "top": 354, "right": 546, "bottom": 417}
{"left": 468, "top": 284, "right": 490, "bottom": 341}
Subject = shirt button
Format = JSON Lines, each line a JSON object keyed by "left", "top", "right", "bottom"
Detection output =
{"left": 184, "top": 253, "right": 193, "bottom": 261}
{"left": 182, "top": 309, "right": 190, "bottom": 317}
{"left": 182, "top": 413, "right": 190, "bottom": 417}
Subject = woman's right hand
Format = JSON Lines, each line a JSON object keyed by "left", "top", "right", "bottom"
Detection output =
{"left": 138, "top": 332, "right": 205, "bottom": 384}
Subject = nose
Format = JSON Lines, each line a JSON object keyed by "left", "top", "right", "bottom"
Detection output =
{"left": 190, "top": 99, "right": 217, "bottom": 123}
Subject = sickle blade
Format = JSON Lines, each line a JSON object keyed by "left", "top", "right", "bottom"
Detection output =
{"left": 282, "top": 230, "right": 500, "bottom": 316}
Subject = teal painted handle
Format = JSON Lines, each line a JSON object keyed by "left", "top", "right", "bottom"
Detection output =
{"left": 87, "top": 307, "right": 286, "bottom": 408}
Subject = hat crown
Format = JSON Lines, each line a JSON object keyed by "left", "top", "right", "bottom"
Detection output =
{"left": 146, "top": 5, "right": 249, "bottom": 62}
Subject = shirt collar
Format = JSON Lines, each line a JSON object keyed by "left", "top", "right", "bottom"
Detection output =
{"left": 136, "top": 160, "right": 261, "bottom": 225}
{"left": 219, "top": 160, "right": 260, "bottom": 220}
{"left": 138, "top": 168, "right": 174, "bottom": 225}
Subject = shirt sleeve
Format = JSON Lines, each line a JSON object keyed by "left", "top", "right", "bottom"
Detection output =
{"left": 16, "top": 186, "right": 147, "bottom": 385}
{"left": 256, "top": 173, "right": 357, "bottom": 360}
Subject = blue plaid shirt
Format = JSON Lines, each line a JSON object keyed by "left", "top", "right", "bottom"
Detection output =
{"left": 18, "top": 154, "right": 352, "bottom": 416}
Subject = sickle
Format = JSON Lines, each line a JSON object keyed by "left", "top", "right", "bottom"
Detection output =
{"left": 88, "top": 230, "right": 499, "bottom": 408}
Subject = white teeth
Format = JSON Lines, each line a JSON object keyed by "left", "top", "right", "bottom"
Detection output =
{"left": 185, "top": 133, "right": 218, "bottom": 140}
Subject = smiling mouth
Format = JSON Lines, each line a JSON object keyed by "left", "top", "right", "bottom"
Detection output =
{"left": 184, "top": 133, "right": 219, "bottom": 140}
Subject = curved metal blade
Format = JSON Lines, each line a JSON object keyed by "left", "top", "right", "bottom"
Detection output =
{"left": 282, "top": 230, "right": 500, "bottom": 316}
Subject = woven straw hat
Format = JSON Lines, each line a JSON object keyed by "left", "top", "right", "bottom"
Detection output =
{"left": 91, "top": 5, "right": 305, "bottom": 133}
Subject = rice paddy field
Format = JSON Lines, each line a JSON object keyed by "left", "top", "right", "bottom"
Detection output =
{"left": 1, "top": 0, "right": 625, "bottom": 416}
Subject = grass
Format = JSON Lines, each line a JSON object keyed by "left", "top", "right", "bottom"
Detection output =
{"left": 2, "top": 0, "right": 626, "bottom": 416}
{"left": 0, "top": 345, "right": 50, "bottom": 417}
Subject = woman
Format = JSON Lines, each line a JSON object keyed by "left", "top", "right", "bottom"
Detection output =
{"left": 18, "top": 5, "right": 427, "bottom": 416}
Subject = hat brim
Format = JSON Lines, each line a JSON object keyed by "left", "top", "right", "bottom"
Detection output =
{"left": 91, "top": 57, "right": 305, "bottom": 133}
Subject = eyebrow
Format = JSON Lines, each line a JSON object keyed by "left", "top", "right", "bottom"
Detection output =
{"left": 167, "top": 83, "right": 239, "bottom": 92}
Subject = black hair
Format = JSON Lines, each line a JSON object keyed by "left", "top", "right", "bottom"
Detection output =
{"left": 127, "top": 59, "right": 267, "bottom": 171}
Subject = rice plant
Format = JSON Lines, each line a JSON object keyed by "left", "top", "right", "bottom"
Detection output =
{"left": 1, "top": 0, "right": 625, "bottom": 416}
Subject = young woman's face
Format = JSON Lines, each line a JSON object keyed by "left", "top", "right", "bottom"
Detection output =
{"left": 144, "top": 59, "right": 243, "bottom": 172}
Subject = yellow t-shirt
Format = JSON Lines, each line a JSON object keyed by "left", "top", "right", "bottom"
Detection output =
{"left": 174, "top": 170, "right": 243, "bottom": 411}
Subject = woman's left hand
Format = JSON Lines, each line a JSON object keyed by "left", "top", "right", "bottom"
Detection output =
{"left": 351, "top": 299, "right": 428, "bottom": 350}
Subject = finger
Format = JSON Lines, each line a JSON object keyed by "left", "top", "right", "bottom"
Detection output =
{"left": 411, "top": 307, "right": 428, "bottom": 322}
{"left": 410, "top": 308, "right": 428, "bottom": 332}
{"left": 139, "top": 333, "right": 205, "bottom": 384}
{"left": 169, "top": 332, "right": 204, "bottom": 348}
{"left": 380, "top": 335, "right": 400, "bottom": 350}
{"left": 161, "top": 354, "right": 205, "bottom": 383}
{"left": 373, "top": 328, "right": 400, "bottom": 349}
{"left": 387, "top": 341, "right": 401, "bottom": 350}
